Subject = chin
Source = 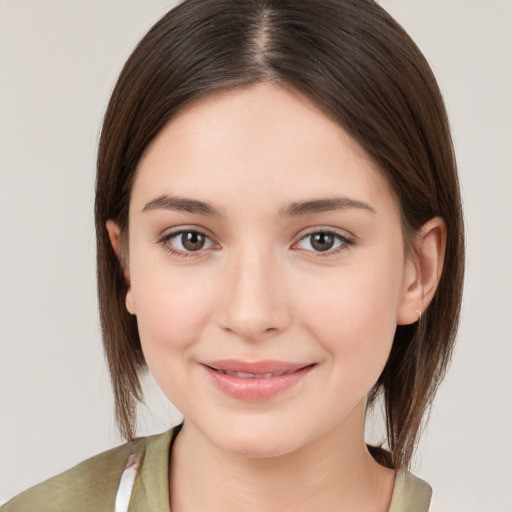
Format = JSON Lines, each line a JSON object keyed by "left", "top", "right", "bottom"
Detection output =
{"left": 194, "top": 414, "right": 316, "bottom": 460}
{"left": 215, "top": 432, "right": 302, "bottom": 459}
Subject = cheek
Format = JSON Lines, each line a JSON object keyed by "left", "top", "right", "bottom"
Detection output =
{"left": 130, "top": 265, "right": 216, "bottom": 361}
{"left": 296, "top": 258, "right": 403, "bottom": 377}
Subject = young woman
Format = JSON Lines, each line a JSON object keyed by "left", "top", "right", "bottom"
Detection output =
{"left": 2, "top": 0, "right": 464, "bottom": 511}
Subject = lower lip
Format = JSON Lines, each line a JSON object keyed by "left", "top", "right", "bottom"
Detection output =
{"left": 202, "top": 365, "right": 315, "bottom": 401}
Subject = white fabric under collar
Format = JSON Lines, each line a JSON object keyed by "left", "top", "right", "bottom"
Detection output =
{"left": 114, "top": 453, "right": 140, "bottom": 512}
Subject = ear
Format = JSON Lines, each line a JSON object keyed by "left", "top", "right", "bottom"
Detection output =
{"left": 106, "top": 220, "right": 136, "bottom": 315}
{"left": 397, "top": 217, "right": 446, "bottom": 325}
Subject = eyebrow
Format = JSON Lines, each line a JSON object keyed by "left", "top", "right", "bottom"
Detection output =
{"left": 142, "top": 194, "right": 375, "bottom": 217}
{"left": 280, "top": 197, "right": 376, "bottom": 217}
{"left": 142, "top": 195, "right": 223, "bottom": 216}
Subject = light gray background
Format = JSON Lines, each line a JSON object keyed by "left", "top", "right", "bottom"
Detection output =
{"left": 1, "top": 1, "right": 511, "bottom": 510}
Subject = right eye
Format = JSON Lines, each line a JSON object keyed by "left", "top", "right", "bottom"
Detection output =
{"left": 160, "top": 229, "right": 215, "bottom": 256}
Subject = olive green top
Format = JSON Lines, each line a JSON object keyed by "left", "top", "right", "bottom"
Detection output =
{"left": 1, "top": 426, "right": 431, "bottom": 511}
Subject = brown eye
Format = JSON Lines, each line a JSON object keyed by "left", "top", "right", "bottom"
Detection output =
{"left": 162, "top": 229, "right": 214, "bottom": 254}
{"left": 181, "top": 231, "right": 206, "bottom": 251}
{"left": 310, "top": 232, "right": 336, "bottom": 252}
{"left": 295, "top": 230, "right": 351, "bottom": 254}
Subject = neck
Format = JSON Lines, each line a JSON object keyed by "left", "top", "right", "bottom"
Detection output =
{"left": 169, "top": 405, "right": 395, "bottom": 512}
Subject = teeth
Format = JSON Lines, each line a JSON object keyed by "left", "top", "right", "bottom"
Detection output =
{"left": 219, "top": 370, "right": 286, "bottom": 378}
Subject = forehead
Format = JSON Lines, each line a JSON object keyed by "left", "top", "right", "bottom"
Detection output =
{"left": 131, "top": 84, "right": 397, "bottom": 218}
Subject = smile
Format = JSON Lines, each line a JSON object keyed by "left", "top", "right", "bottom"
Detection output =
{"left": 201, "top": 360, "right": 316, "bottom": 400}
{"left": 214, "top": 369, "right": 296, "bottom": 379}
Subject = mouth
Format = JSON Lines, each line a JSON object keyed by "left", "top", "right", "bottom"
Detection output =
{"left": 200, "top": 360, "right": 316, "bottom": 400}
{"left": 212, "top": 369, "right": 298, "bottom": 379}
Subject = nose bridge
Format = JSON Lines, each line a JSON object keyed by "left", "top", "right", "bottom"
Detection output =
{"left": 217, "top": 243, "right": 290, "bottom": 340}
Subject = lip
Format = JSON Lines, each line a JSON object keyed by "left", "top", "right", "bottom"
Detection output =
{"left": 201, "top": 359, "right": 316, "bottom": 400}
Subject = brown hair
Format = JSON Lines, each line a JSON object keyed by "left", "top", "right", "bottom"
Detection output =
{"left": 95, "top": 0, "right": 464, "bottom": 470}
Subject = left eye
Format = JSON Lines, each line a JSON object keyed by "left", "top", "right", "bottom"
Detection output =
{"left": 295, "top": 231, "right": 348, "bottom": 253}
{"left": 165, "top": 230, "right": 215, "bottom": 252}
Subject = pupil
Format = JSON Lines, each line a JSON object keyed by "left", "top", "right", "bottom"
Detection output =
{"left": 311, "top": 233, "right": 334, "bottom": 251}
{"left": 182, "top": 232, "right": 205, "bottom": 251}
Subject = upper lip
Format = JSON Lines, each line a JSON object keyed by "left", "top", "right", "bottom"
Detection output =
{"left": 202, "top": 360, "right": 314, "bottom": 376}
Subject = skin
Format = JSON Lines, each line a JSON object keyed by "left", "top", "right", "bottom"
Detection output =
{"left": 108, "top": 84, "right": 445, "bottom": 512}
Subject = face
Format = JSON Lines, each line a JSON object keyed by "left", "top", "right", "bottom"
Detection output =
{"left": 118, "top": 84, "right": 418, "bottom": 458}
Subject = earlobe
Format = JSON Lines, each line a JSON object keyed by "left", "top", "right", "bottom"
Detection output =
{"left": 125, "top": 289, "right": 136, "bottom": 315}
{"left": 106, "top": 220, "right": 136, "bottom": 316}
{"left": 397, "top": 217, "right": 446, "bottom": 325}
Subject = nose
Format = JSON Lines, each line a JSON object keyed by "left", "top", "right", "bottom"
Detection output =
{"left": 215, "top": 247, "right": 292, "bottom": 341}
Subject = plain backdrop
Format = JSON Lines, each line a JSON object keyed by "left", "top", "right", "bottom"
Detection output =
{"left": 1, "top": 1, "right": 511, "bottom": 510}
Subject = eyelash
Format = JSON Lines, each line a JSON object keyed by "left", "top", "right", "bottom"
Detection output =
{"left": 294, "top": 230, "right": 355, "bottom": 256}
{"left": 157, "top": 228, "right": 355, "bottom": 258}
{"left": 158, "top": 228, "right": 215, "bottom": 258}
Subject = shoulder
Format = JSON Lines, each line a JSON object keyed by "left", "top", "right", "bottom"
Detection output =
{"left": 0, "top": 437, "right": 147, "bottom": 512}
